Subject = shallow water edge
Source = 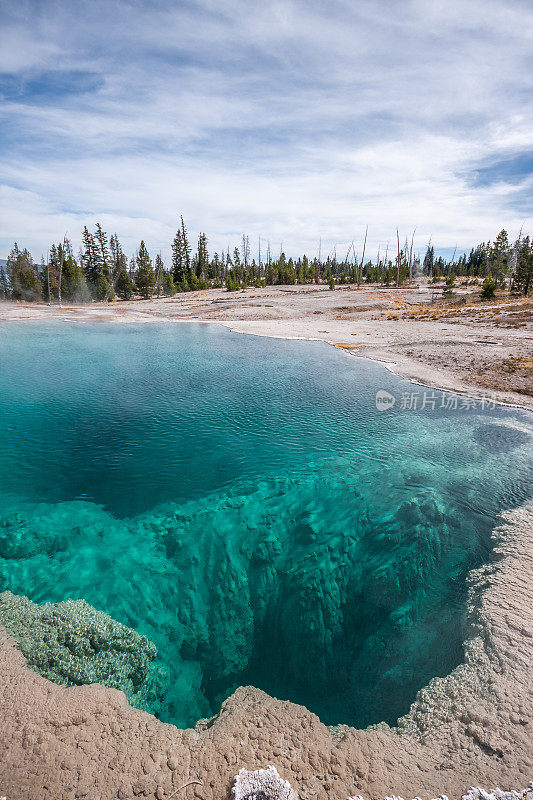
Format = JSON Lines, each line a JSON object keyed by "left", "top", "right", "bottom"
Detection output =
{"left": 1, "top": 307, "right": 532, "bottom": 412}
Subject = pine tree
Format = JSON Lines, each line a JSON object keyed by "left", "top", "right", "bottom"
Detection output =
{"left": 81, "top": 226, "right": 106, "bottom": 298}
{"left": 162, "top": 270, "right": 176, "bottom": 296}
{"left": 466, "top": 243, "right": 488, "bottom": 277}
{"left": 7, "top": 243, "right": 42, "bottom": 301}
{"left": 40, "top": 255, "right": 49, "bottom": 302}
{"left": 7, "top": 242, "right": 42, "bottom": 301}
{"left": 95, "top": 223, "right": 112, "bottom": 279}
{"left": 135, "top": 241, "right": 155, "bottom": 299}
{"left": 180, "top": 216, "right": 192, "bottom": 275}
{"left": 0, "top": 260, "right": 9, "bottom": 299}
{"left": 172, "top": 227, "right": 185, "bottom": 285}
{"left": 210, "top": 252, "right": 220, "bottom": 283}
{"left": 115, "top": 269, "right": 134, "bottom": 299}
{"left": 154, "top": 253, "right": 165, "bottom": 296}
{"left": 48, "top": 244, "right": 60, "bottom": 299}
{"left": 481, "top": 275, "right": 496, "bottom": 299}
{"left": 423, "top": 244, "right": 434, "bottom": 276}
{"left": 489, "top": 229, "right": 511, "bottom": 286}
{"left": 110, "top": 234, "right": 126, "bottom": 275}
{"left": 513, "top": 236, "right": 532, "bottom": 296}
{"left": 286, "top": 257, "right": 296, "bottom": 285}
{"left": 106, "top": 233, "right": 129, "bottom": 300}
{"left": 57, "top": 237, "right": 89, "bottom": 302}
{"left": 196, "top": 233, "right": 208, "bottom": 279}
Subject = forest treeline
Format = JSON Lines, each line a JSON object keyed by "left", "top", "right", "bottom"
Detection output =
{"left": 1, "top": 218, "right": 532, "bottom": 303}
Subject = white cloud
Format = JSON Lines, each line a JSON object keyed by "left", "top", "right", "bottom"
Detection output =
{"left": 0, "top": 0, "right": 531, "bottom": 260}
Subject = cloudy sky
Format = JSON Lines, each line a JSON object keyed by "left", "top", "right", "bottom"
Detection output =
{"left": 1, "top": 0, "right": 532, "bottom": 263}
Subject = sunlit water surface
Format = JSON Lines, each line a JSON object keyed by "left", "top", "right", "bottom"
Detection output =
{"left": 0, "top": 322, "right": 531, "bottom": 727}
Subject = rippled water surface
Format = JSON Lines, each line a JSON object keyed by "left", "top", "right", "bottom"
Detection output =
{"left": 0, "top": 322, "right": 531, "bottom": 727}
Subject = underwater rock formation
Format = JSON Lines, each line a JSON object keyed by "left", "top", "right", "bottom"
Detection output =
{"left": 0, "top": 495, "right": 530, "bottom": 800}
{"left": 0, "top": 498, "right": 531, "bottom": 800}
{"left": 0, "top": 591, "right": 157, "bottom": 708}
{"left": 0, "top": 472, "right": 485, "bottom": 728}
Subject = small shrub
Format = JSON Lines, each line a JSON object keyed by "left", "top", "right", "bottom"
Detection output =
{"left": 481, "top": 275, "right": 496, "bottom": 300}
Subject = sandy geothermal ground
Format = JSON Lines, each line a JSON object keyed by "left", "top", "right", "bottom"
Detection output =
{"left": 0, "top": 284, "right": 532, "bottom": 800}
{"left": 1, "top": 282, "right": 531, "bottom": 409}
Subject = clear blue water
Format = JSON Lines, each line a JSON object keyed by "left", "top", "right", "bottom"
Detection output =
{"left": 0, "top": 321, "right": 531, "bottom": 728}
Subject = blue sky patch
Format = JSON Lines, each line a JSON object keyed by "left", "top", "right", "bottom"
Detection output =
{"left": 0, "top": 69, "right": 103, "bottom": 104}
{"left": 471, "top": 153, "right": 533, "bottom": 188}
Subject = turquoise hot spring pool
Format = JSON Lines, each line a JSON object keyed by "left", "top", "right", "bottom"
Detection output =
{"left": 0, "top": 321, "right": 531, "bottom": 728}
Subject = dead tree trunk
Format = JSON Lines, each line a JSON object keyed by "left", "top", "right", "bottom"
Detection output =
{"left": 104, "top": 262, "right": 121, "bottom": 303}
{"left": 408, "top": 228, "right": 416, "bottom": 286}
{"left": 358, "top": 225, "right": 368, "bottom": 288}
{"left": 396, "top": 229, "right": 400, "bottom": 288}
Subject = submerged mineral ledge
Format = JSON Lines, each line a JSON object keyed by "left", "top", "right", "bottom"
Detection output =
{"left": 0, "top": 503, "right": 531, "bottom": 800}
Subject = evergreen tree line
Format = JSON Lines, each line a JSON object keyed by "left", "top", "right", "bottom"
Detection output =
{"left": 1, "top": 221, "right": 532, "bottom": 303}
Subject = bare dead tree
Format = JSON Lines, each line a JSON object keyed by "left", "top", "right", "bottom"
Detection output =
{"left": 242, "top": 234, "right": 250, "bottom": 271}
{"left": 358, "top": 225, "right": 368, "bottom": 287}
{"left": 408, "top": 228, "right": 416, "bottom": 286}
{"left": 396, "top": 228, "right": 400, "bottom": 288}
{"left": 509, "top": 225, "right": 524, "bottom": 288}
{"left": 344, "top": 243, "right": 352, "bottom": 270}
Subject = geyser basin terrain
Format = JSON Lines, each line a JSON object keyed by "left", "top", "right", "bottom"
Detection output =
{"left": 0, "top": 322, "right": 531, "bottom": 730}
